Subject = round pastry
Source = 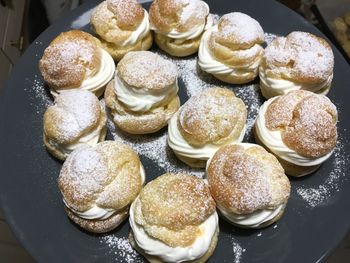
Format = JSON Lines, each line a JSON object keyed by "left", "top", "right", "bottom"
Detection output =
{"left": 198, "top": 12, "right": 264, "bottom": 84}
{"left": 259, "top": 31, "right": 334, "bottom": 99}
{"left": 149, "top": 0, "right": 213, "bottom": 57}
{"left": 254, "top": 90, "right": 338, "bottom": 177}
{"left": 39, "top": 30, "right": 115, "bottom": 97}
{"left": 90, "top": 0, "right": 153, "bottom": 61}
{"left": 129, "top": 173, "right": 219, "bottom": 263}
{"left": 43, "top": 90, "right": 107, "bottom": 161}
{"left": 105, "top": 51, "right": 180, "bottom": 134}
{"left": 58, "top": 141, "right": 145, "bottom": 233}
{"left": 206, "top": 143, "right": 291, "bottom": 229}
{"left": 168, "top": 87, "right": 247, "bottom": 168}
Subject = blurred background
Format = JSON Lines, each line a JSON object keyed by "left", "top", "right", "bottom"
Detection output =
{"left": 0, "top": 0, "right": 349, "bottom": 262}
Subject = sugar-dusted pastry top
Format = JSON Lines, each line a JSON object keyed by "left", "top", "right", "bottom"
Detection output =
{"left": 207, "top": 144, "right": 290, "bottom": 214}
{"left": 265, "top": 90, "right": 337, "bottom": 157}
{"left": 178, "top": 87, "right": 247, "bottom": 146}
{"left": 210, "top": 12, "right": 264, "bottom": 51}
{"left": 39, "top": 30, "right": 101, "bottom": 90}
{"left": 117, "top": 51, "right": 178, "bottom": 90}
{"left": 44, "top": 90, "right": 102, "bottom": 144}
{"left": 149, "top": 0, "right": 209, "bottom": 33}
{"left": 262, "top": 31, "right": 334, "bottom": 83}
{"left": 91, "top": 0, "right": 145, "bottom": 44}
{"left": 134, "top": 173, "right": 216, "bottom": 247}
{"left": 58, "top": 141, "right": 143, "bottom": 212}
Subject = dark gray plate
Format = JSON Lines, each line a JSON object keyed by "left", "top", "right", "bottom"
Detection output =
{"left": 0, "top": 0, "right": 349, "bottom": 262}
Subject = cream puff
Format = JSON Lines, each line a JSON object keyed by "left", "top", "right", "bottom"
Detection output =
{"left": 259, "top": 31, "right": 334, "bottom": 99}
{"left": 198, "top": 12, "right": 264, "bottom": 84}
{"left": 39, "top": 30, "right": 115, "bottom": 97}
{"left": 90, "top": 0, "right": 153, "bottom": 61}
{"left": 129, "top": 173, "right": 219, "bottom": 263}
{"left": 105, "top": 51, "right": 180, "bottom": 134}
{"left": 207, "top": 143, "right": 290, "bottom": 229}
{"left": 58, "top": 141, "right": 145, "bottom": 233}
{"left": 149, "top": 0, "right": 213, "bottom": 57}
{"left": 168, "top": 87, "right": 247, "bottom": 168}
{"left": 254, "top": 90, "right": 338, "bottom": 177}
{"left": 43, "top": 90, "right": 107, "bottom": 161}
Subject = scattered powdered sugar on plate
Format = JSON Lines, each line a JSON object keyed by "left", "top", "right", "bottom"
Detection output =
{"left": 100, "top": 235, "right": 143, "bottom": 263}
{"left": 296, "top": 130, "right": 350, "bottom": 207}
{"left": 107, "top": 117, "right": 205, "bottom": 178}
{"left": 231, "top": 238, "right": 246, "bottom": 263}
{"left": 24, "top": 74, "right": 53, "bottom": 112}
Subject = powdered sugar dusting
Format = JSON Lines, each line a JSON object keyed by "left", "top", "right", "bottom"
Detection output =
{"left": 24, "top": 74, "right": 53, "bottom": 112}
{"left": 107, "top": 118, "right": 204, "bottom": 178}
{"left": 231, "top": 237, "right": 246, "bottom": 263}
{"left": 296, "top": 131, "right": 350, "bottom": 207}
{"left": 218, "top": 12, "right": 264, "bottom": 43}
{"left": 100, "top": 235, "right": 143, "bottom": 263}
{"left": 264, "top": 31, "right": 334, "bottom": 81}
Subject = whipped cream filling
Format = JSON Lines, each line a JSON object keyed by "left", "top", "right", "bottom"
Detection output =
{"left": 198, "top": 26, "right": 261, "bottom": 77}
{"left": 259, "top": 65, "right": 333, "bottom": 99}
{"left": 168, "top": 112, "right": 246, "bottom": 161}
{"left": 114, "top": 72, "right": 179, "bottom": 113}
{"left": 255, "top": 98, "right": 333, "bottom": 166}
{"left": 130, "top": 198, "right": 218, "bottom": 263}
{"left": 63, "top": 164, "right": 146, "bottom": 220}
{"left": 218, "top": 203, "right": 284, "bottom": 228}
{"left": 49, "top": 124, "right": 104, "bottom": 157}
{"left": 122, "top": 10, "right": 150, "bottom": 46}
{"left": 51, "top": 49, "right": 115, "bottom": 97}
{"left": 153, "top": 3, "right": 212, "bottom": 42}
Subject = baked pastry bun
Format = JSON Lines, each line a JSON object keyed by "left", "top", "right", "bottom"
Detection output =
{"left": 259, "top": 31, "right": 334, "bottom": 99}
{"left": 149, "top": 0, "right": 213, "bottom": 57}
{"left": 129, "top": 173, "right": 219, "bottom": 263}
{"left": 90, "top": 0, "right": 153, "bottom": 61}
{"left": 43, "top": 90, "right": 107, "bottom": 161}
{"left": 168, "top": 87, "right": 247, "bottom": 168}
{"left": 105, "top": 51, "right": 180, "bottom": 134}
{"left": 198, "top": 12, "right": 264, "bottom": 84}
{"left": 206, "top": 143, "right": 290, "bottom": 229}
{"left": 254, "top": 90, "right": 338, "bottom": 177}
{"left": 58, "top": 141, "right": 145, "bottom": 233}
{"left": 39, "top": 30, "right": 115, "bottom": 97}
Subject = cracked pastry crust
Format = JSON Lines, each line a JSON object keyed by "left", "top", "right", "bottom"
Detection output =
{"left": 207, "top": 143, "right": 290, "bottom": 228}
{"left": 105, "top": 51, "right": 180, "bottom": 134}
{"left": 39, "top": 30, "right": 115, "bottom": 97}
{"left": 168, "top": 87, "right": 247, "bottom": 168}
{"left": 259, "top": 31, "right": 334, "bottom": 99}
{"left": 129, "top": 173, "right": 219, "bottom": 262}
{"left": 91, "top": 0, "right": 153, "bottom": 61}
{"left": 198, "top": 12, "right": 264, "bottom": 84}
{"left": 58, "top": 141, "right": 144, "bottom": 233}
{"left": 43, "top": 90, "right": 107, "bottom": 161}
{"left": 149, "top": 0, "right": 212, "bottom": 57}
{"left": 254, "top": 90, "right": 338, "bottom": 176}
{"left": 178, "top": 88, "right": 246, "bottom": 146}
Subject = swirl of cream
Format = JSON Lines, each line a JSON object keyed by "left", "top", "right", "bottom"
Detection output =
{"left": 218, "top": 203, "right": 284, "bottom": 228}
{"left": 122, "top": 10, "right": 150, "bottom": 46}
{"left": 49, "top": 126, "right": 104, "bottom": 157}
{"left": 51, "top": 49, "right": 115, "bottom": 97}
{"left": 168, "top": 112, "right": 246, "bottom": 161}
{"left": 114, "top": 72, "right": 179, "bottom": 113}
{"left": 63, "top": 164, "right": 146, "bottom": 220}
{"left": 153, "top": 3, "right": 212, "bottom": 42}
{"left": 255, "top": 98, "right": 333, "bottom": 166}
{"left": 198, "top": 26, "right": 261, "bottom": 77}
{"left": 129, "top": 197, "right": 218, "bottom": 263}
{"left": 259, "top": 65, "right": 333, "bottom": 99}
